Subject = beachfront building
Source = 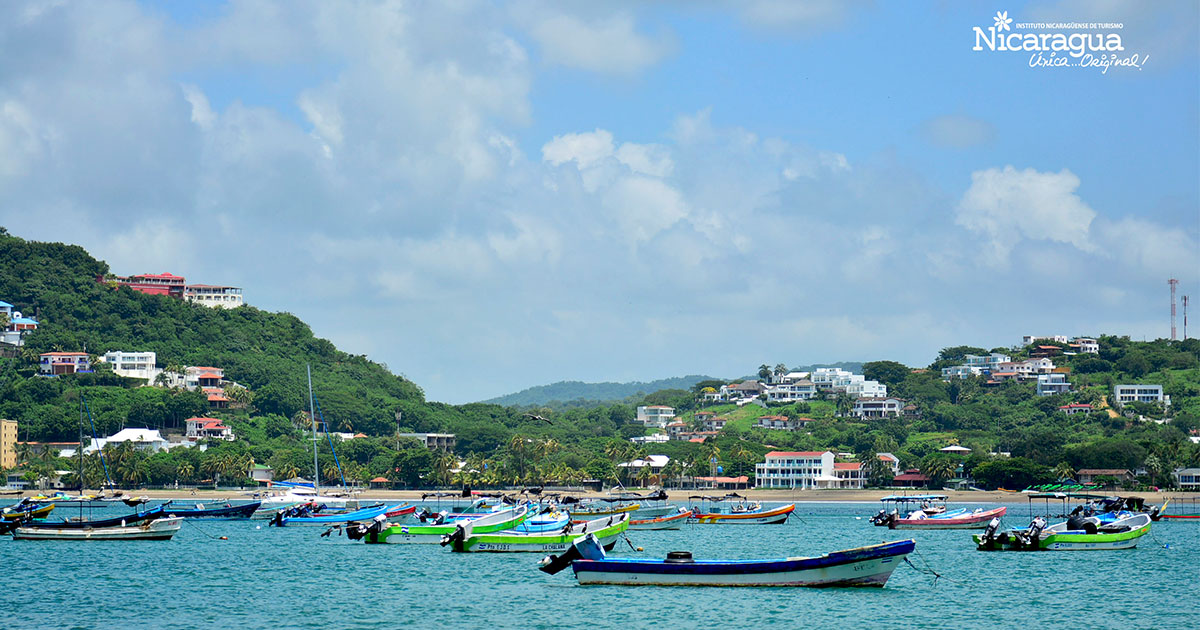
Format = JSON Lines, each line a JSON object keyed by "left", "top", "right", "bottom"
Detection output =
{"left": 636, "top": 405, "right": 676, "bottom": 427}
{"left": 186, "top": 417, "right": 235, "bottom": 442}
{"left": 80, "top": 428, "right": 172, "bottom": 455}
{"left": 833, "top": 462, "right": 865, "bottom": 489}
{"left": 1036, "top": 373, "right": 1071, "bottom": 396}
{"left": 1172, "top": 467, "right": 1200, "bottom": 490}
{"left": 1113, "top": 384, "right": 1170, "bottom": 408}
{"left": 755, "top": 451, "right": 838, "bottom": 489}
{"left": 1076, "top": 469, "right": 1134, "bottom": 486}
{"left": 851, "top": 397, "right": 905, "bottom": 419}
{"left": 877, "top": 452, "right": 901, "bottom": 476}
{"left": 0, "top": 419, "right": 16, "bottom": 469}
{"left": 185, "top": 284, "right": 245, "bottom": 308}
{"left": 249, "top": 464, "right": 274, "bottom": 483}
{"left": 618, "top": 455, "right": 670, "bottom": 486}
{"left": 38, "top": 352, "right": 90, "bottom": 375}
{"left": 100, "top": 351, "right": 161, "bottom": 382}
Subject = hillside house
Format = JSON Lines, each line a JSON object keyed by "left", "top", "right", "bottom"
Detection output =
{"left": 186, "top": 417, "right": 235, "bottom": 442}
{"left": 851, "top": 397, "right": 905, "bottom": 419}
{"left": 38, "top": 352, "right": 90, "bottom": 375}
{"left": 636, "top": 405, "right": 676, "bottom": 427}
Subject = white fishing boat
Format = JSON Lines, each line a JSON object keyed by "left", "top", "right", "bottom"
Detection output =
{"left": 12, "top": 516, "right": 183, "bottom": 541}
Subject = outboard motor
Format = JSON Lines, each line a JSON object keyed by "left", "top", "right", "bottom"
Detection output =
{"left": 269, "top": 510, "right": 286, "bottom": 527}
{"left": 1149, "top": 505, "right": 1162, "bottom": 521}
{"left": 869, "top": 509, "right": 888, "bottom": 526}
{"left": 538, "top": 543, "right": 585, "bottom": 575}
{"left": 440, "top": 524, "right": 466, "bottom": 548}
{"left": 982, "top": 517, "right": 1001, "bottom": 541}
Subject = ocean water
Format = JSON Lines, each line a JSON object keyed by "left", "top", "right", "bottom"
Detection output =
{"left": 1, "top": 501, "right": 1196, "bottom": 630}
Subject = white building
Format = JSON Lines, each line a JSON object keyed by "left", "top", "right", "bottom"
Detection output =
{"left": 185, "top": 285, "right": 244, "bottom": 308}
{"left": 845, "top": 379, "right": 887, "bottom": 398}
{"left": 1071, "top": 337, "right": 1099, "bottom": 354}
{"left": 636, "top": 405, "right": 676, "bottom": 427}
{"left": 833, "top": 462, "right": 864, "bottom": 489}
{"left": 81, "top": 428, "right": 172, "bottom": 454}
{"left": 1022, "top": 335, "right": 1070, "bottom": 345}
{"left": 765, "top": 379, "right": 817, "bottom": 402}
{"left": 851, "top": 397, "right": 905, "bottom": 419}
{"left": 963, "top": 353, "right": 1011, "bottom": 371}
{"left": 942, "top": 365, "right": 983, "bottom": 380}
{"left": 876, "top": 452, "right": 902, "bottom": 476}
{"left": 101, "top": 351, "right": 162, "bottom": 382}
{"left": 186, "top": 417, "right": 235, "bottom": 442}
{"left": 1036, "top": 373, "right": 1071, "bottom": 396}
{"left": 1172, "top": 467, "right": 1200, "bottom": 490}
{"left": 1113, "top": 384, "right": 1170, "bottom": 408}
{"left": 811, "top": 368, "right": 853, "bottom": 390}
{"left": 630, "top": 434, "right": 669, "bottom": 444}
{"left": 755, "top": 451, "right": 838, "bottom": 489}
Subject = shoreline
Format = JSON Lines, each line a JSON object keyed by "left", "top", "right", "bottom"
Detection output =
{"left": 14, "top": 487, "right": 1195, "bottom": 505}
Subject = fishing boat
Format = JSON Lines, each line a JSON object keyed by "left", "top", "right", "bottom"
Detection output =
{"left": 567, "top": 502, "right": 640, "bottom": 521}
{"left": 161, "top": 500, "right": 262, "bottom": 519}
{"left": 271, "top": 502, "right": 407, "bottom": 527}
{"left": 879, "top": 506, "right": 1006, "bottom": 530}
{"left": 629, "top": 507, "right": 690, "bottom": 531}
{"left": 512, "top": 507, "right": 572, "bottom": 534}
{"left": 539, "top": 534, "right": 916, "bottom": 587}
{"left": 353, "top": 504, "right": 532, "bottom": 544}
{"left": 444, "top": 513, "right": 630, "bottom": 553}
{"left": 12, "top": 516, "right": 183, "bottom": 541}
{"left": 1, "top": 500, "right": 55, "bottom": 521}
{"left": 868, "top": 495, "right": 948, "bottom": 525}
{"left": 689, "top": 495, "right": 794, "bottom": 524}
{"left": 974, "top": 513, "right": 1152, "bottom": 551}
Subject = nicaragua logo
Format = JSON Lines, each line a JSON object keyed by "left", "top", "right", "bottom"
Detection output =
{"left": 972, "top": 10, "right": 1124, "bottom": 58}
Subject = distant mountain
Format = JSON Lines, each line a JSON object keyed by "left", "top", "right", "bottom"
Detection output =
{"left": 482, "top": 375, "right": 720, "bottom": 407}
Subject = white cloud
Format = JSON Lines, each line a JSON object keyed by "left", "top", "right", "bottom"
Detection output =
{"left": 956, "top": 166, "right": 1097, "bottom": 265}
{"left": 542, "top": 129, "right": 615, "bottom": 169}
{"left": 602, "top": 176, "right": 689, "bottom": 244}
{"left": 180, "top": 84, "right": 215, "bottom": 130}
{"left": 615, "top": 142, "right": 673, "bottom": 178}
{"left": 522, "top": 10, "right": 671, "bottom": 76}
{"left": 1093, "top": 217, "right": 1200, "bottom": 277}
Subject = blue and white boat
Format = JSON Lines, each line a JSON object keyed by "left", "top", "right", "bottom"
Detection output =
{"left": 272, "top": 503, "right": 407, "bottom": 527}
{"left": 540, "top": 535, "right": 916, "bottom": 587}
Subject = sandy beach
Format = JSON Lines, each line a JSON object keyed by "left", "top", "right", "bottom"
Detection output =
{"left": 15, "top": 487, "right": 1193, "bottom": 505}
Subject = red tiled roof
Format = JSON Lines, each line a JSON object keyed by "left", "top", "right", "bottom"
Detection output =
{"left": 370, "top": 477, "right": 390, "bottom": 483}
{"left": 833, "top": 462, "right": 861, "bottom": 470}
{"left": 195, "top": 371, "right": 223, "bottom": 379}
{"left": 893, "top": 472, "right": 930, "bottom": 481}
{"left": 1059, "top": 403, "right": 1092, "bottom": 410}
{"left": 757, "top": 415, "right": 789, "bottom": 421}
{"left": 40, "top": 352, "right": 88, "bottom": 357}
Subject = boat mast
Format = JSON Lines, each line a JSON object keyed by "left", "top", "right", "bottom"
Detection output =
{"left": 78, "top": 397, "right": 85, "bottom": 519}
{"left": 308, "top": 364, "right": 318, "bottom": 496}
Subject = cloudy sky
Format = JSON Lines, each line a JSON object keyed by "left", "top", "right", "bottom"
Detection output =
{"left": 1, "top": 1, "right": 1196, "bottom": 403}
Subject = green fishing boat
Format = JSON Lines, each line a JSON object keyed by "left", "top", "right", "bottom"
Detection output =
{"left": 354, "top": 504, "right": 532, "bottom": 544}
{"left": 444, "top": 513, "right": 630, "bottom": 553}
{"left": 974, "top": 513, "right": 1151, "bottom": 551}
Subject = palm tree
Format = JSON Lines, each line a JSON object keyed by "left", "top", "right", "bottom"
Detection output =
{"left": 636, "top": 463, "right": 653, "bottom": 488}
{"left": 13, "top": 442, "right": 32, "bottom": 467}
{"left": 921, "top": 457, "right": 957, "bottom": 489}
{"left": 1052, "top": 462, "right": 1076, "bottom": 482}
{"left": 834, "top": 392, "right": 854, "bottom": 417}
{"left": 1143, "top": 455, "right": 1165, "bottom": 487}
{"left": 275, "top": 462, "right": 300, "bottom": 481}
{"left": 176, "top": 461, "right": 195, "bottom": 484}
{"left": 773, "top": 363, "right": 788, "bottom": 381}
{"left": 757, "top": 364, "right": 771, "bottom": 381}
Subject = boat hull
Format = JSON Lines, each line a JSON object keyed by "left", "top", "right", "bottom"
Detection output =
{"left": 1, "top": 504, "right": 55, "bottom": 520}
{"left": 629, "top": 510, "right": 690, "bottom": 531}
{"left": 454, "top": 515, "right": 629, "bottom": 553}
{"left": 163, "top": 501, "right": 261, "bottom": 519}
{"left": 571, "top": 540, "right": 915, "bottom": 587}
{"left": 366, "top": 506, "right": 531, "bottom": 544}
{"left": 12, "top": 517, "right": 183, "bottom": 541}
{"left": 890, "top": 506, "right": 1006, "bottom": 530}
{"left": 691, "top": 504, "right": 794, "bottom": 525}
{"left": 974, "top": 514, "right": 1151, "bottom": 550}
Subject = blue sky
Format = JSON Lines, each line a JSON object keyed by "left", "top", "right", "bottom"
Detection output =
{"left": 0, "top": 1, "right": 1196, "bottom": 403}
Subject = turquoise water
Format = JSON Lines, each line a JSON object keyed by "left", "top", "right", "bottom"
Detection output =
{"left": 2, "top": 502, "right": 1196, "bottom": 630}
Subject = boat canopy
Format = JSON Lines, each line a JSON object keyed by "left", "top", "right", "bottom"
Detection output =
{"left": 878, "top": 494, "right": 948, "bottom": 502}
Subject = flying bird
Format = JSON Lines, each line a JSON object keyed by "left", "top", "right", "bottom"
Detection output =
{"left": 522, "top": 413, "right": 552, "bottom": 424}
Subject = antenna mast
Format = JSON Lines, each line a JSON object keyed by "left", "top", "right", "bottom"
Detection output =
{"left": 308, "top": 364, "right": 318, "bottom": 495}
{"left": 1184, "top": 295, "right": 1190, "bottom": 340}
{"left": 1169, "top": 278, "right": 1178, "bottom": 340}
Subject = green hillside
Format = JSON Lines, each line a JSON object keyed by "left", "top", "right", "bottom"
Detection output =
{"left": 482, "top": 375, "right": 719, "bottom": 407}
{"left": 1, "top": 229, "right": 1198, "bottom": 492}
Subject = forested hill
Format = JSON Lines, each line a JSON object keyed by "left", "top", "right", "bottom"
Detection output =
{"left": 0, "top": 232, "right": 429, "bottom": 438}
{"left": 482, "top": 375, "right": 718, "bottom": 407}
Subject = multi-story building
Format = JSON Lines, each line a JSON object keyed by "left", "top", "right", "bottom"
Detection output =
{"left": 765, "top": 379, "right": 817, "bottom": 402}
{"left": 876, "top": 452, "right": 901, "bottom": 476}
{"left": 185, "top": 417, "right": 235, "bottom": 442}
{"left": 38, "top": 352, "right": 90, "bottom": 375}
{"left": 700, "top": 416, "right": 728, "bottom": 432}
{"left": 942, "top": 365, "right": 983, "bottom": 380}
{"left": 833, "top": 462, "right": 864, "bottom": 489}
{"left": 844, "top": 379, "right": 887, "bottom": 398}
{"left": 636, "top": 405, "right": 676, "bottom": 427}
{"left": 1113, "top": 384, "right": 1170, "bottom": 408}
{"left": 1172, "top": 467, "right": 1200, "bottom": 490}
{"left": 963, "top": 353, "right": 1011, "bottom": 372}
{"left": 754, "top": 415, "right": 811, "bottom": 431}
{"left": 0, "top": 301, "right": 39, "bottom": 346}
{"left": 397, "top": 433, "right": 456, "bottom": 451}
{"left": 851, "top": 397, "right": 905, "bottom": 419}
{"left": 755, "top": 451, "right": 836, "bottom": 489}
{"left": 1036, "top": 373, "right": 1071, "bottom": 396}
{"left": 108, "top": 272, "right": 186, "bottom": 298}
{"left": 1070, "top": 337, "right": 1099, "bottom": 354}
{"left": 0, "top": 419, "right": 16, "bottom": 469}
{"left": 101, "top": 351, "right": 161, "bottom": 382}
{"left": 185, "top": 285, "right": 245, "bottom": 308}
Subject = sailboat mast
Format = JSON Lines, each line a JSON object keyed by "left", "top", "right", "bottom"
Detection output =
{"left": 78, "top": 397, "right": 85, "bottom": 518}
{"left": 308, "top": 364, "right": 318, "bottom": 495}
